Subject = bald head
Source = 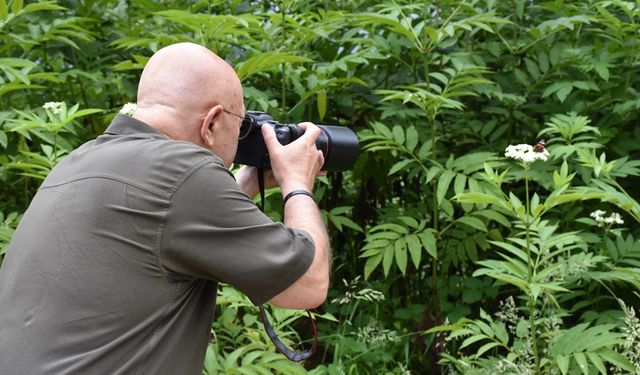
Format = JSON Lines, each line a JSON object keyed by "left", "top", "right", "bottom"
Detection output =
{"left": 133, "top": 43, "right": 244, "bottom": 143}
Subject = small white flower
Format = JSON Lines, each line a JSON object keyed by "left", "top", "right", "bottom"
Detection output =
{"left": 604, "top": 212, "right": 624, "bottom": 225}
{"left": 120, "top": 102, "right": 137, "bottom": 116}
{"left": 505, "top": 144, "right": 532, "bottom": 160}
{"left": 43, "top": 102, "right": 63, "bottom": 114}
{"left": 505, "top": 143, "right": 549, "bottom": 164}
{"left": 590, "top": 210, "right": 624, "bottom": 227}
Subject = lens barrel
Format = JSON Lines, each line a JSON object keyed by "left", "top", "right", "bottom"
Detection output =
{"left": 233, "top": 111, "right": 359, "bottom": 172}
{"left": 314, "top": 126, "right": 360, "bottom": 171}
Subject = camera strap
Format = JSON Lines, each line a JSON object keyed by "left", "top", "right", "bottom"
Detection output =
{"left": 256, "top": 167, "right": 318, "bottom": 362}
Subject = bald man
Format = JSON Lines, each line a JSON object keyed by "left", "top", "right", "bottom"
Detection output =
{"left": 0, "top": 43, "right": 330, "bottom": 374}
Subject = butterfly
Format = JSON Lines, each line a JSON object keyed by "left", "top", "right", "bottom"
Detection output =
{"left": 532, "top": 139, "right": 546, "bottom": 153}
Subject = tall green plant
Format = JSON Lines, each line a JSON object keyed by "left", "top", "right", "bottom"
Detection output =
{"left": 1, "top": 1, "right": 640, "bottom": 373}
{"left": 430, "top": 129, "right": 638, "bottom": 373}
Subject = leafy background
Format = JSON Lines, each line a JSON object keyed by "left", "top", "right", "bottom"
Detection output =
{"left": 1, "top": 0, "right": 640, "bottom": 374}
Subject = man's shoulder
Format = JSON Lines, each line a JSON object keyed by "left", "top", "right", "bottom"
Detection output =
{"left": 43, "top": 134, "right": 226, "bottom": 199}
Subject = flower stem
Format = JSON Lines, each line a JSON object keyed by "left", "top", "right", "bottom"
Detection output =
{"left": 524, "top": 165, "right": 540, "bottom": 371}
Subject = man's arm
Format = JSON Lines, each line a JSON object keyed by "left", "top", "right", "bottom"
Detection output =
{"left": 271, "top": 189, "right": 330, "bottom": 309}
{"left": 237, "top": 123, "right": 330, "bottom": 309}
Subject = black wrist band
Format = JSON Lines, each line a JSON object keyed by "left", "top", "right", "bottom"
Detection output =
{"left": 283, "top": 190, "right": 315, "bottom": 206}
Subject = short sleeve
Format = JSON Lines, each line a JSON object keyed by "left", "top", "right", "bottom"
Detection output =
{"left": 160, "top": 160, "right": 315, "bottom": 305}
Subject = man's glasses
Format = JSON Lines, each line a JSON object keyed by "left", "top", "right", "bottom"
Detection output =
{"left": 223, "top": 108, "right": 244, "bottom": 121}
{"left": 223, "top": 108, "right": 252, "bottom": 140}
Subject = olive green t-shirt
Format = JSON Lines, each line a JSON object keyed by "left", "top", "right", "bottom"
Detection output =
{"left": 0, "top": 114, "right": 315, "bottom": 374}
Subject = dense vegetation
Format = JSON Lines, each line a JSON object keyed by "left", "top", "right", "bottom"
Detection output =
{"left": 1, "top": 0, "right": 640, "bottom": 373}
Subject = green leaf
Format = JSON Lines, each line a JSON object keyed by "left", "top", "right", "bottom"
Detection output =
{"left": 454, "top": 192, "right": 502, "bottom": 206}
{"left": 417, "top": 140, "right": 432, "bottom": 159}
{"left": 530, "top": 283, "right": 541, "bottom": 301}
{"left": 556, "top": 85, "right": 573, "bottom": 102}
{"left": 406, "top": 234, "right": 422, "bottom": 268}
{"left": 509, "top": 192, "right": 523, "bottom": 212}
{"left": 419, "top": 230, "right": 437, "bottom": 259}
{"left": 392, "top": 125, "right": 405, "bottom": 144}
{"left": 597, "top": 348, "right": 636, "bottom": 371}
{"left": 456, "top": 216, "right": 487, "bottom": 232}
{"left": 586, "top": 352, "right": 606, "bottom": 374}
{"left": 373, "top": 223, "right": 408, "bottom": 234}
{"left": 542, "top": 81, "right": 572, "bottom": 102}
{"left": 460, "top": 334, "right": 486, "bottom": 349}
{"left": 11, "top": 0, "right": 23, "bottom": 13}
{"left": 490, "top": 241, "right": 529, "bottom": 263}
{"left": 429, "top": 72, "right": 449, "bottom": 85}
{"left": 236, "top": 52, "right": 312, "bottom": 80}
{"left": 574, "top": 352, "right": 589, "bottom": 375}
{"left": 437, "top": 170, "right": 455, "bottom": 204}
{"left": 394, "top": 239, "right": 407, "bottom": 275}
{"left": 382, "top": 245, "right": 394, "bottom": 276}
{"left": 426, "top": 166, "right": 440, "bottom": 184}
{"left": 453, "top": 173, "right": 467, "bottom": 195}
{"left": 492, "top": 322, "right": 509, "bottom": 344}
{"left": 476, "top": 341, "right": 501, "bottom": 357}
{"left": 0, "top": 0, "right": 7, "bottom": 21}
{"left": 21, "top": 2, "right": 64, "bottom": 14}
{"left": 0, "top": 131, "right": 7, "bottom": 149}
{"left": 524, "top": 58, "right": 540, "bottom": 80}
{"left": 405, "top": 126, "right": 418, "bottom": 151}
{"left": 388, "top": 159, "right": 414, "bottom": 176}
{"left": 594, "top": 64, "right": 609, "bottom": 81}
{"left": 317, "top": 89, "right": 327, "bottom": 121}
{"left": 475, "top": 210, "right": 511, "bottom": 227}
{"left": 331, "top": 216, "right": 363, "bottom": 233}
{"left": 557, "top": 354, "right": 570, "bottom": 375}
{"left": 364, "top": 253, "right": 382, "bottom": 280}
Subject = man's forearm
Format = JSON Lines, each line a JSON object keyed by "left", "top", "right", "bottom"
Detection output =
{"left": 269, "top": 193, "right": 331, "bottom": 309}
{"left": 284, "top": 193, "right": 331, "bottom": 266}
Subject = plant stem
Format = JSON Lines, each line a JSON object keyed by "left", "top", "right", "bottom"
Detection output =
{"left": 429, "top": 112, "right": 438, "bottom": 298}
{"left": 524, "top": 165, "right": 540, "bottom": 372}
{"left": 333, "top": 299, "right": 361, "bottom": 366}
{"left": 52, "top": 131, "right": 58, "bottom": 165}
{"left": 428, "top": 111, "right": 443, "bottom": 371}
{"left": 524, "top": 166, "right": 532, "bottom": 280}
{"left": 280, "top": 1, "right": 287, "bottom": 114}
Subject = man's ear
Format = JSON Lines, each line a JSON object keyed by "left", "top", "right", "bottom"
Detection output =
{"left": 200, "top": 105, "right": 223, "bottom": 147}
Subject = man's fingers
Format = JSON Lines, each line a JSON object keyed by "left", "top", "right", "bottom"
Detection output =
{"left": 261, "top": 124, "right": 280, "bottom": 150}
{"left": 317, "top": 150, "right": 325, "bottom": 169}
{"left": 297, "top": 122, "right": 322, "bottom": 141}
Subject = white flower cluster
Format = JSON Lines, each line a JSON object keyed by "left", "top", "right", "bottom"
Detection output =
{"left": 330, "top": 276, "right": 385, "bottom": 305}
{"left": 120, "top": 102, "right": 137, "bottom": 116}
{"left": 504, "top": 143, "right": 549, "bottom": 163}
{"left": 493, "top": 358, "right": 534, "bottom": 375}
{"left": 620, "top": 300, "right": 640, "bottom": 371}
{"left": 590, "top": 210, "right": 624, "bottom": 227}
{"left": 356, "top": 323, "right": 400, "bottom": 346}
{"left": 42, "top": 102, "right": 63, "bottom": 114}
{"left": 495, "top": 296, "right": 520, "bottom": 334}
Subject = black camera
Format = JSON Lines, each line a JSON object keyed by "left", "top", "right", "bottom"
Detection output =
{"left": 233, "top": 111, "right": 359, "bottom": 172}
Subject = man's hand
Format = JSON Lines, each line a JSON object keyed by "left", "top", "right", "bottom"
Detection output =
{"left": 235, "top": 166, "right": 278, "bottom": 199}
{"left": 261, "top": 123, "right": 324, "bottom": 195}
{"left": 261, "top": 122, "right": 331, "bottom": 309}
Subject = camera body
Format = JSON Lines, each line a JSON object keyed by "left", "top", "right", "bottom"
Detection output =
{"left": 233, "top": 111, "right": 359, "bottom": 172}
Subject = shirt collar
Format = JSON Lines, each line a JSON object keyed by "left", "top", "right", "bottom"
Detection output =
{"left": 103, "top": 114, "right": 167, "bottom": 140}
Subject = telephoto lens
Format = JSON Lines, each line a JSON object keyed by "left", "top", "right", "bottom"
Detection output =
{"left": 233, "top": 111, "right": 359, "bottom": 172}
